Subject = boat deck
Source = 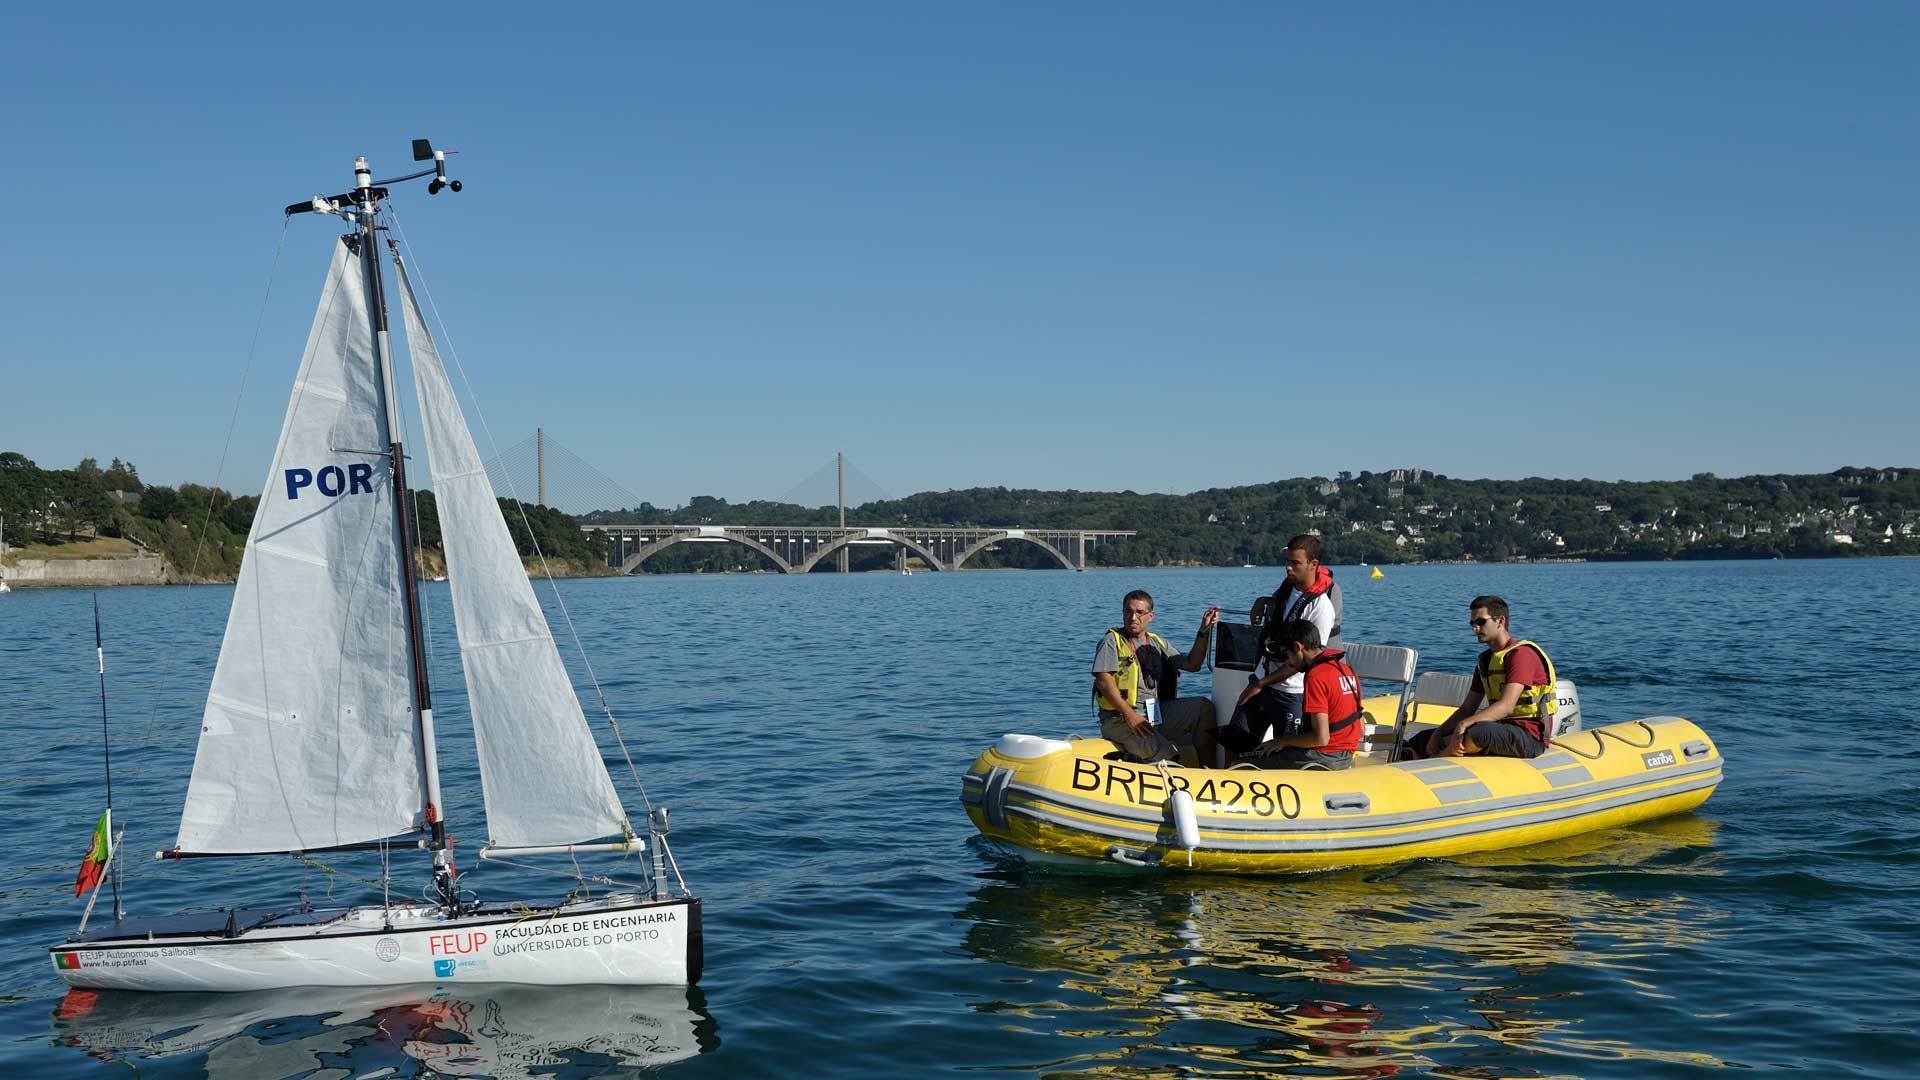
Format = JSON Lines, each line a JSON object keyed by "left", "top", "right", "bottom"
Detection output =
{"left": 72, "top": 906, "right": 355, "bottom": 944}
{"left": 66, "top": 897, "right": 639, "bottom": 946}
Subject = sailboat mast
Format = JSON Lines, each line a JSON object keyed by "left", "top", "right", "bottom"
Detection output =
{"left": 351, "top": 156, "right": 457, "bottom": 908}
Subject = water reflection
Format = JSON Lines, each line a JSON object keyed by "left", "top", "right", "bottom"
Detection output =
{"left": 960, "top": 817, "right": 1727, "bottom": 1077}
{"left": 50, "top": 981, "right": 718, "bottom": 1078}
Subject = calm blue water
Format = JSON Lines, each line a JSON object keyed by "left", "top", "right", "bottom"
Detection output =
{"left": 3, "top": 560, "right": 1917, "bottom": 1077}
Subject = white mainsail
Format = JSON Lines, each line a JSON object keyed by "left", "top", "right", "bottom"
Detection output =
{"left": 395, "top": 257, "right": 630, "bottom": 848}
{"left": 177, "top": 238, "right": 427, "bottom": 853}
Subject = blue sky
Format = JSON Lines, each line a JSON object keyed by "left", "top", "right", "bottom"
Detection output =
{"left": 3, "top": 3, "right": 1913, "bottom": 508}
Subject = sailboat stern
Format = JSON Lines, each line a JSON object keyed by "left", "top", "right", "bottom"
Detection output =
{"left": 686, "top": 895, "right": 704, "bottom": 986}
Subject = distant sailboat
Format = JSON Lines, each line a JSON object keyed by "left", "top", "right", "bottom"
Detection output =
{"left": 50, "top": 143, "right": 700, "bottom": 991}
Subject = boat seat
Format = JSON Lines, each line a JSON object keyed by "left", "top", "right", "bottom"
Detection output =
{"left": 1412, "top": 671, "right": 1475, "bottom": 710}
{"left": 1339, "top": 643, "right": 1420, "bottom": 758}
{"left": 1376, "top": 671, "right": 1476, "bottom": 752}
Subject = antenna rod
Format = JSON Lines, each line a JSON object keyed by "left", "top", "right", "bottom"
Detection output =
{"left": 91, "top": 593, "right": 122, "bottom": 920}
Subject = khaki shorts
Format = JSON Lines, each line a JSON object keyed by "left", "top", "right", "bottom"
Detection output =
{"left": 1100, "top": 696, "right": 1215, "bottom": 762}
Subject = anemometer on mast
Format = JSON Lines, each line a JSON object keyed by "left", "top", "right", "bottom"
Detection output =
{"left": 284, "top": 138, "right": 461, "bottom": 217}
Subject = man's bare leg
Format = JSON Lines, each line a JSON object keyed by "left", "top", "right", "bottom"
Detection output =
{"left": 1193, "top": 721, "right": 1221, "bottom": 770}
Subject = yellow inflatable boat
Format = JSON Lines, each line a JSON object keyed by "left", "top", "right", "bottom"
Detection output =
{"left": 961, "top": 636, "right": 1723, "bottom": 872}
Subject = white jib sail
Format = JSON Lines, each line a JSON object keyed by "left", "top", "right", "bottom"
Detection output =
{"left": 177, "top": 237, "right": 427, "bottom": 853}
{"left": 394, "top": 257, "right": 630, "bottom": 848}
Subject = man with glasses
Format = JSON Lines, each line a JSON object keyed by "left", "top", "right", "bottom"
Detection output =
{"left": 1093, "top": 590, "right": 1221, "bottom": 764}
{"left": 1403, "top": 595, "right": 1557, "bottom": 759}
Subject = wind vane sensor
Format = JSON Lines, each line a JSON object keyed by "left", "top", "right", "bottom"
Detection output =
{"left": 285, "top": 137, "right": 462, "bottom": 217}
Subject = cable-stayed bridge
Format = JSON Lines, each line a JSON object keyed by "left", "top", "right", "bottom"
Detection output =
{"left": 482, "top": 431, "right": 1134, "bottom": 572}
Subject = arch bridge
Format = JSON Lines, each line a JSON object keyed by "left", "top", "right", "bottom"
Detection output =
{"left": 591, "top": 525, "right": 1136, "bottom": 574}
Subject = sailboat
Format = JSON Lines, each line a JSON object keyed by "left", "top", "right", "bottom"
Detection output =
{"left": 49, "top": 143, "right": 701, "bottom": 991}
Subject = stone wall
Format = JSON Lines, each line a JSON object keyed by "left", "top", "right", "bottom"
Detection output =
{"left": 2, "top": 557, "right": 168, "bottom": 587}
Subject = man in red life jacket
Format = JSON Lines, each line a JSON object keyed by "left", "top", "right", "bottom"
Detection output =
{"left": 1245, "top": 619, "right": 1364, "bottom": 770}
{"left": 1220, "top": 535, "right": 1342, "bottom": 757}
{"left": 1404, "top": 595, "right": 1557, "bottom": 759}
{"left": 1093, "top": 590, "right": 1221, "bottom": 764}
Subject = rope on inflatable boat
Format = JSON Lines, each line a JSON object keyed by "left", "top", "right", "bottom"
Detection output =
{"left": 1555, "top": 735, "right": 1603, "bottom": 760}
{"left": 1598, "top": 721, "right": 1658, "bottom": 748}
{"left": 1551, "top": 720, "right": 1658, "bottom": 760}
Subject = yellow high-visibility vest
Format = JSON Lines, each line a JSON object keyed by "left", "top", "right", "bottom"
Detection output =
{"left": 1479, "top": 638, "right": 1558, "bottom": 743}
{"left": 1095, "top": 629, "right": 1172, "bottom": 712}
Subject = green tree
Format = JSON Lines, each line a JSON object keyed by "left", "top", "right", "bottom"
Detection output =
{"left": 1, "top": 452, "right": 53, "bottom": 541}
{"left": 223, "top": 495, "right": 259, "bottom": 536}
{"left": 139, "top": 485, "right": 183, "bottom": 521}
{"left": 103, "top": 458, "right": 142, "bottom": 492}
{"left": 64, "top": 460, "right": 115, "bottom": 537}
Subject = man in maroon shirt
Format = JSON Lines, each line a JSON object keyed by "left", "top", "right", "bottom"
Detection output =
{"left": 1405, "top": 595, "right": 1555, "bottom": 759}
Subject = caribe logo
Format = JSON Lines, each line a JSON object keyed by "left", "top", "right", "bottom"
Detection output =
{"left": 285, "top": 464, "right": 376, "bottom": 501}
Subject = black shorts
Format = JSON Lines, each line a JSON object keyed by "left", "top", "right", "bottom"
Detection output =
{"left": 1218, "top": 686, "right": 1304, "bottom": 754}
{"left": 1408, "top": 720, "right": 1545, "bottom": 759}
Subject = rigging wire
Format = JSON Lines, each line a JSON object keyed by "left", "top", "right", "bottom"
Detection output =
{"left": 124, "top": 215, "right": 294, "bottom": 855}
{"left": 183, "top": 215, "right": 293, "bottom": 585}
{"left": 484, "top": 853, "right": 647, "bottom": 893}
{"left": 384, "top": 203, "right": 662, "bottom": 833}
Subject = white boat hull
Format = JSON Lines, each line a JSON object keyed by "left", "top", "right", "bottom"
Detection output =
{"left": 51, "top": 894, "right": 700, "bottom": 992}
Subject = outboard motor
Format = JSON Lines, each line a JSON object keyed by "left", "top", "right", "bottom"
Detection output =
{"left": 1552, "top": 680, "right": 1583, "bottom": 737}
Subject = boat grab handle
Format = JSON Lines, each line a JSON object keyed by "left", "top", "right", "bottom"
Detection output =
{"left": 1106, "top": 845, "right": 1155, "bottom": 867}
{"left": 1324, "top": 793, "right": 1371, "bottom": 815}
{"left": 1682, "top": 740, "right": 1714, "bottom": 760}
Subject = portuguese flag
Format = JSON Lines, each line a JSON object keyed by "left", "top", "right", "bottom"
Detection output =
{"left": 74, "top": 810, "right": 111, "bottom": 897}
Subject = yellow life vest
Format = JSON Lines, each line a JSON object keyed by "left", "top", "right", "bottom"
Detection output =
{"left": 1095, "top": 629, "right": 1172, "bottom": 712}
{"left": 1479, "top": 638, "right": 1558, "bottom": 743}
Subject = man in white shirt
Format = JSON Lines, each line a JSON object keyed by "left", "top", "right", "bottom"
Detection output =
{"left": 1219, "top": 535, "right": 1342, "bottom": 757}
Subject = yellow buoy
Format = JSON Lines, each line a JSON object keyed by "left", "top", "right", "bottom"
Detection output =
{"left": 1370, "top": 566, "right": 1385, "bottom": 579}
